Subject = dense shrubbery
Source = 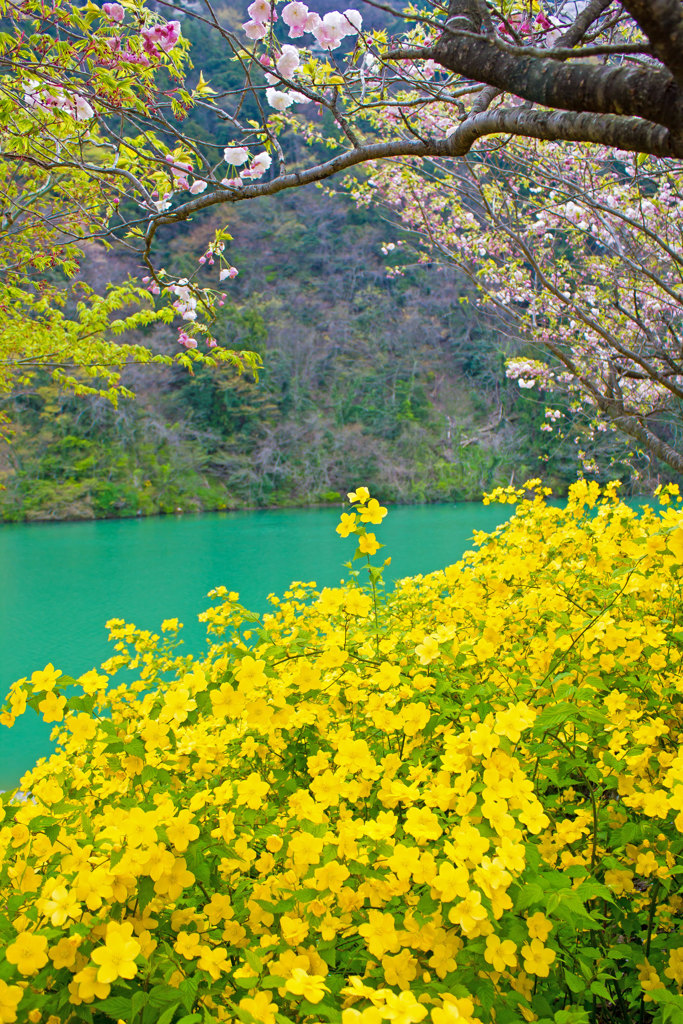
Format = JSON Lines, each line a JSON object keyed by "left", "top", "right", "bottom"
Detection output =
{"left": 1, "top": 481, "right": 683, "bottom": 1024}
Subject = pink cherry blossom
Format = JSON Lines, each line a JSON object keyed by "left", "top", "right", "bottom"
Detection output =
{"left": 304, "top": 11, "right": 321, "bottom": 31}
{"left": 189, "top": 179, "right": 208, "bottom": 194}
{"left": 311, "top": 12, "right": 349, "bottom": 49}
{"left": 281, "top": 1, "right": 309, "bottom": 36}
{"left": 102, "top": 2, "right": 124, "bottom": 21}
{"left": 244, "top": 151, "right": 272, "bottom": 178}
{"left": 266, "top": 86, "right": 295, "bottom": 110}
{"left": 141, "top": 20, "right": 181, "bottom": 54}
{"left": 342, "top": 8, "right": 362, "bottom": 32}
{"left": 223, "top": 146, "right": 249, "bottom": 165}
{"left": 243, "top": 19, "right": 268, "bottom": 39}
{"left": 247, "top": 0, "right": 273, "bottom": 21}
{"left": 276, "top": 44, "right": 300, "bottom": 78}
{"left": 177, "top": 330, "right": 198, "bottom": 349}
{"left": 219, "top": 266, "right": 239, "bottom": 280}
{"left": 72, "top": 94, "right": 95, "bottom": 120}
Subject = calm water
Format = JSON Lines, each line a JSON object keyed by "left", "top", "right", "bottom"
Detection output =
{"left": 0, "top": 502, "right": 512, "bottom": 787}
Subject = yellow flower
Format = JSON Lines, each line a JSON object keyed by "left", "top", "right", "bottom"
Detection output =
{"left": 358, "top": 910, "right": 401, "bottom": 958}
{"left": 236, "top": 772, "right": 270, "bottom": 809}
{"left": 664, "top": 947, "right": 683, "bottom": 985}
{"left": 526, "top": 912, "right": 553, "bottom": 941}
{"left": 484, "top": 934, "right": 517, "bottom": 972}
{"left": 285, "top": 968, "right": 328, "bottom": 1003}
{"left": 70, "top": 966, "right": 111, "bottom": 1004}
{"left": 91, "top": 921, "right": 141, "bottom": 984}
{"left": 358, "top": 532, "right": 380, "bottom": 556}
{"left": 404, "top": 806, "right": 443, "bottom": 844}
{"left": 37, "top": 690, "right": 66, "bottom": 723}
{"left": 29, "top": 664, "right": 61, "bottom": 692}
{"left": 347, "top": 487, "right": 370, "bottom": 505}
{"left": 431, "top": 997, "right": 476, "bottom": 1024}
{"left": 638, "top": 961, "right": 665, "bottom": 994}
{"left": 6, "top": 931, "right": 49, "bottom": 976}
{"left": 382, "top": 990, "right": 428, "bottom": 1024}
{"left": 448, "top": 891, "right": 488, "bottom": 935}
{"left": 240, "top": 990, "right": 278, "bottom": 1024}
{"left": 0, "top": 980, "right": 23, "bottom": 1023}
{"left": 49, "top": 936, "right": 81, "bottom": 970}
{"left": 281, "top": 915, "right": 309, "bottom": 946}
{"left": 174, "top": 931, "right": 202, "bottom": 959}
{"left": 167, "top": 809, "right": 200, "bottom": 852}
{"left": 415, "top": 635, "right": 439, "bottom": 665}
{"left": 197, "top": 945, "right": 230, "bottom": 980}
{"left": 521, "top": 938, "right": 556, "bottom": 977}
{"left": 360, "top": 498, "right": 387, "bottom": 525}
{"left": 41, "top": 884, "right": 81, "bottom": 927}
{"left": 336, "top": 512, "right": 358, "bottom": 538}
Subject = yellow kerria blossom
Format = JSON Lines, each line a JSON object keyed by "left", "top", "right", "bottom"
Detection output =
{"left": 37, "top": 690, "right": 66, "bottom": 723}
{"left": 5, "top": 931, "right": 49, "bottom": 976}
{"left": 485, "top": 934, "right": 518, "bottom": 972}
{"left": 358, "top": 532, "right": 381, "bottom": 556}
{"left": 197, "top": 945, "right": 230, "bottom": 980}
{"left": 521, "top": 938, "right": 556, "bottom": 977}
{"left": 526, "top": 912, "right": 553, "bottom": 941}
{"left": 70, "top": 966, "right": 111, "bottom": 1004}
{"left": 91, "top": 921, "right": 141, "bottom": 984}
{"left": 29, "top": 664, "right": 61, "bottom": 693}
{"left": 360, "top": 498, "right": 387, "bottom": 525}
{"left": 664, "top": 947, "right": 683, "bottom": 985}
{"left": 0, "top": 980, "right": 23, "bottom": 1024}
{"left": 40, "top": 884, "right": 81, "bottom": 927}
{"left": 174, "top": 931, "right": 202, "bottom": 959}
{"left": 382, "top": 990, "right": 428, "bottom": 1024}
{"left": 240, "top": 990, "right": 278, "bottom": 1024}
{"left": 285, "top": 968, "right": 329, "bottom": 1003}
{"left": 347, "top": 486, "right": 370, "bottom": 505}
{"left": 431, "top": 997, "right": 477, "bottom": 1024}
{"left": 336, "top": 512, "right": 358, "bottom": 538}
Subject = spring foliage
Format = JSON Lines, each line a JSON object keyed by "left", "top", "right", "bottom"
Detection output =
{"left": 1, "top": 481, "right": 683, "bottom": 1024}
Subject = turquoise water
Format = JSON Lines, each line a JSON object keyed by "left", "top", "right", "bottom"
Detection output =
{"left": 0, "top": 502, "right": 512, "bottom": 787}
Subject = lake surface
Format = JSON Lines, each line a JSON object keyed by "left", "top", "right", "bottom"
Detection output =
{"left": 0, "top": 501, "right": 512, "bottom": 787}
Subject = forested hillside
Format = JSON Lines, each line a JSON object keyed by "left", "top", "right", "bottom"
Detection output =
{"left": 0, "top": 179, "right": 661, "bottom": 520}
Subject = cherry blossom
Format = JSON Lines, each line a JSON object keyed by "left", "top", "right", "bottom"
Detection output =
{"left": 276, "top": 44, "right": 300, "bottom": 78}
{"left": 102, "top": 3, "right": 124, "bottom": 21}
{"left": 243, "top": 19, "right": 268, "bottom": 40}
{"left": 141, "top": 21, "right": 181, "bottom": 55}
{"left": 223, "top": 147, "right": 249, "bottom": 166}
{"left": 281, "top": 1, "right": 310, "bottom": 36}
{"left": 266, "top": 87, "right": 295, "bottom": 111}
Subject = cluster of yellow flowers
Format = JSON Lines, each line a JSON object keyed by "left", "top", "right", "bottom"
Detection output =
{"left": 1, "top": 479, "right": 682, "bottom": 1024}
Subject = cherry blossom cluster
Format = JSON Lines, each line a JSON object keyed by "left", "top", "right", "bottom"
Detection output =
{"left": 243, "top": 0, "right": 361, "bottom": 51}
{"left": 22, "top": 80, "right": 94, "bottom": 121}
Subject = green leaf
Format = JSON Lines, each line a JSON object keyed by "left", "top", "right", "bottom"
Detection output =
{"left": 157, "top": 1003, "right": 182, "bottom": 1024}
{"left": 179, "top": 974, "right": 200, "bottom": 1013}
{"left": 131, "top": 991, "right": 148, "bottom": 1017}
{"left": 564, "top": 972, "right": 585, "bottom": 994}
{"left": 97, "top": 996, "right": 132, "bottom": 1018}
{"left": 149, "top": 985, "right": 182, "bottom": 1009}
{"left": 137, "top": 875, "right": 155, "bottom": 912}
{"left": 261, "top": 976, "right": 287, "bottom": 989}
{"left": 589, "top": 981, "right": 612, "bottom": 1000}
